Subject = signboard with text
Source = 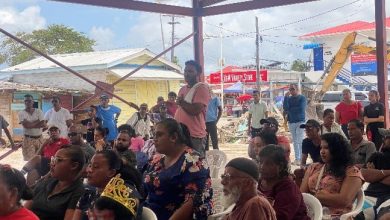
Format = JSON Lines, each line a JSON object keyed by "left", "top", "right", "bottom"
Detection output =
{"left": 351, "top": 54, "right": 377, "bottom": 75}
{"left": 209, "top": 70, "right": 268, "bottom": 84}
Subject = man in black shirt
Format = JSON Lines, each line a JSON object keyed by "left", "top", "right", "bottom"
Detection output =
{"left": 80, "top": 105, "right": 102, "bottom": 144}
{"left": 364, "top": 91, "right": 385, "bottom": 150}
{"left": 300, "top": 119, "right": 322, "bottom": 166}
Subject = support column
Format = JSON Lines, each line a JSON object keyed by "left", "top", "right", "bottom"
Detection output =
{"left": 193, "top": 0, "right": 205, "bottom": 81}
{"left": 375, "top": 0, "right": 389, "bottom": 128}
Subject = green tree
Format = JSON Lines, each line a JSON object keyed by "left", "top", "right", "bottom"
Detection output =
{"left": 291, "top": 59, "right": 310, "bottom": 72}
{"left": 0, "top": 24, "right": 95, "bottom": 66}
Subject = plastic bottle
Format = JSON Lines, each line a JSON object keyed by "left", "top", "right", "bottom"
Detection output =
{"left": 322, "top": 207, "right": 331, "bottom": 220}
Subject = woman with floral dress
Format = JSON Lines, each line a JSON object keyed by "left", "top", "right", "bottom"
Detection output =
{"left": 143, "top": 118, "right": 213, "bottom": 220}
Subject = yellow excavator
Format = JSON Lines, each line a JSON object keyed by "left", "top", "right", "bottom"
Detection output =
{"left": 313, "top": 31, "right": 390, "bottom": 102}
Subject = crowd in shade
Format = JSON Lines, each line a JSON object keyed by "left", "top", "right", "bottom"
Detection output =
{"left": 0, "top": 60, "right": 389, "bottom": 220}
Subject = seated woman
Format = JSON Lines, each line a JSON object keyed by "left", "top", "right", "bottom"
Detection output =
{"left": 0, "top": 164, "right": 38, "bottom": 220}
{"left": 252, "top": 130, "right": 278, "bottom": 163}
{"left": 300, "top": 133, "right": 364, "bottom": 217}
{"left": 143, "top": 118, "right": 213, "bottom": 220}
{"left": 92, "top": 174, "right": 139, "bottom": 220}
{"left": 73, "top": 150, "right": 143, "bottom": 220}
{"left": 258, "top": 145, "right": 310, "bottom": 220}
{"left": 24, "top": 145, "right": 85, "bottom": 220}
{"left": 94, "top": 126, "right": 109, "bottom": 151}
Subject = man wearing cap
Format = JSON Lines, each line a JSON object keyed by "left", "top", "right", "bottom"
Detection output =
{"left": 283, "top": 84, "right": 307, "bottom": 165}
{"left": 260, "top": 117, "right": 291, "bottom": 161}
{"left": 348, "top": 119, "right": 376, "bottom": 167}
{"left": 150, "top": 103, "right": 173, "bottom": 124}
{"left": 44, "top": 96, "right": 73, "bottom": 138}
{"left": 19, "top": 94, "right": 46, "bottom": 161}
{"left": 127, "top": 103, "right": 151, "bottom": 140}
{"left": 96, "top": 94, "right": 121, "bottom": 143}
{"left": 221, "top": 157, "right": 276, "bottom": 220}
{"left": 247, "top": 90, "right": 268, "bottom": 138}
{"left": 21, "top": 125, "right": 70, "bottom": 186}
{"left": 205, "top": 88, "right": 222, "bottom": 150}
{"left": 300, "top": 119, "right": 322, "bottom": 166}
{"left": 357, "top": 128, "right": 390, "bottom": 220}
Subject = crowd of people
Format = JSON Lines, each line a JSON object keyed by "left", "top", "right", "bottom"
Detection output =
{"left": 0, "top": 59, "right": 389, "bottom": 220}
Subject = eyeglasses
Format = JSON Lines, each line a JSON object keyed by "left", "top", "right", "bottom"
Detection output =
{"left": 51, "top": 156, "right": 71, "bottom": 164}
{"left": 263, "top": 123, "right": 276, "bottom": 128}
{"left": 220, "top": 173, "right": 248, "bottom": 182}
{"left": 289, "top": 88, "right": 296, "bottom": 91}
{"left": 68, "top": 132, "right": 79, "bottom": 137}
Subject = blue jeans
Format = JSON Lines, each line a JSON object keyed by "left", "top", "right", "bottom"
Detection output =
{"left": 289, "top": 121, "right": 305, "bottom": 161}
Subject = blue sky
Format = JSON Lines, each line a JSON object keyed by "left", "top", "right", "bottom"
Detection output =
{"left": 1, "top": 0, "right": 389, "bottom": 72}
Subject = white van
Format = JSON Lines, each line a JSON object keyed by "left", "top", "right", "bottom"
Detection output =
{"left": 321, "top": 91, "right": 369, "bottom": 110}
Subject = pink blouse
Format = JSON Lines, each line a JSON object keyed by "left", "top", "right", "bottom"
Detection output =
{"left": 306, "top": 163, "right": 363, "bottom": 215}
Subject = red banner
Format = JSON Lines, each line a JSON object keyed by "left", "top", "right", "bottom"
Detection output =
{"left": 208, "top": 70, "right": 267, "bottom": 84}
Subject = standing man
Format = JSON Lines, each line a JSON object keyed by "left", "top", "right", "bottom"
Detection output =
{"left": 283, "top": 84, "right": 307, "bottom": 165}
{"left": 18, "top": 94, "right": 45, "bottom": 161}
{"left": 205, "top": 88, "right": 222, "bottom": 150}
{"left": 44, "top": 96, "right": 73, "bottom": 138}
{"left": 96, "top": 94, "right": 121, "bottom": 143}
{"left": 166, "top": 91, "right": 178, "bottom": 117}
{"left": 175, "top": 60, "right": 211, "bottom": 157}
{"left": 0, "top": 114, "right": 15, "bottom": 148}
{"left": 127, "top": 103, "right": 151, "bottom": 140}
{"left": 247, "top": 90, "right": 268, "bottom": 138}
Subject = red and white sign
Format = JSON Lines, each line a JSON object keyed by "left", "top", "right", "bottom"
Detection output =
{"left": 208, "top": 69, "right": 267, "bottom": 84}
{"left": 351, "top": 54, "right": 377, "bottom": 63}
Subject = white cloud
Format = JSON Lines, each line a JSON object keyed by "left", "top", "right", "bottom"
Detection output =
{"left": 89, "top": 26, "right": 116, "bottom": 50}
{"left": 0, "top": 6, "right": 46, "bottom": 33}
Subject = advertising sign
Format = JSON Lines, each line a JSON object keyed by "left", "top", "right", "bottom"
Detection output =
{"left": 209, "top": 70, "right": 268, "bottom": 84}
{"left": 351, "top": 54, "right": 377, "bottom": 75}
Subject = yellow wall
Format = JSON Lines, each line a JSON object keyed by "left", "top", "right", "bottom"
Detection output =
{"left": 106, "top": 74, "right": 181, "bottom": 125}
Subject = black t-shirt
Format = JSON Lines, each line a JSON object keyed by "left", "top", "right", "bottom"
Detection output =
{"left": 365, "top": 150, "right": 390, "bottom": 198}
{"left": 81, "top": 117, "right": 102, "bottom": 143}
{"left": 364, "top": 102, "right": 384, "bottom": 130}
{"left": 302, "top": 138, "right": 321, "bottom": 163}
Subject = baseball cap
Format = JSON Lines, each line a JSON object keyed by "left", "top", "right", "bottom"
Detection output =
{"left": 100, "top": 94, "right": 109, "bottom": 99}
{"left": 260, "top": 117, "right": 279, "bottom": 128}
{"left": 300, "top": 119, "right": 321, "bottom": 129}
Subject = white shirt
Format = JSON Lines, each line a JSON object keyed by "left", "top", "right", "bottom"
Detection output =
{"left": 126, "top": 112, "right": 151, "bottom": 138}
{"left": 18, "top": 109, "right": 44, "bottom": 136}
{"left": 249, "top": 101, "right": 268, "bottom": 129}
{"left": 320, "top": 123, "right": 347, "bottom": 139}
{"left": 44, "top": 107, "right": 73, "bottom": 137}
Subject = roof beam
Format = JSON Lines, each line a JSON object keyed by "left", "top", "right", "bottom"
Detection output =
{"left": 200, "top": 0, "right": 228, "bottom": 7}
{"left": 50, "top": 0, "right": 194, "bottom": 16}
{"left": 201, "top": 0, "right": 318, "bottom": 17}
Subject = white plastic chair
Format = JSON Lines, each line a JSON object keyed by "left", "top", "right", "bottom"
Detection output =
{"left": 205, "top": 150, "right": 227, "bottom": 178}
{"left": 142, "top": 207, "right": 158, "bottom": 220}
{"left": 340, "top": 189, "right": 365, "bottom": 220}
{"left": 302, "top": 193, "right": 323, "bottom": 220}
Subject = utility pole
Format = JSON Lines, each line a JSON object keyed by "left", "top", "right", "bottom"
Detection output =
{"left": 219, "top": 23, "right": 224, "bottom": 112}
{"left": 255, "top": 16, "right": 261, "bottom": 91}
{"left": 166, "top": 15, "right": 181, "bottom": 62}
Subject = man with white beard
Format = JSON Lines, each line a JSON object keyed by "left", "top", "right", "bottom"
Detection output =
{"left": 221, "top": 157, "right": 276, "bottom": 220}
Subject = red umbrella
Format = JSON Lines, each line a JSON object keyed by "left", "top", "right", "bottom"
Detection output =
{"left": 236, "top": 94, "right": 252, "bottom": 102}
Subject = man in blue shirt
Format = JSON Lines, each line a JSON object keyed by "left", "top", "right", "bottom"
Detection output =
{"left": 205, "top": 90, "right": 222, "bottom": 150}
{"left": 283, "top": 84, "right": 306, "bottom": 165}
{"left": 96, "top": 94, "right": 121, "bottom": 143}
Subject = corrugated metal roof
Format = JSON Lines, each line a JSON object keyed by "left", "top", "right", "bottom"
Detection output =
{"left": 110, "top": 68, "right": 184, "bottom": 80}
{"left": 2, "top": 48, "right": 146, "bottom": 72}
{"left": 0, "top": 81, "right": 84, "bottom": 93}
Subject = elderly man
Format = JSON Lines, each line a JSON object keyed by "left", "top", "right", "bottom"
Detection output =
{"left": 175, "top": 60, "right": 210, "bottom": 157}
{"left": 221, "top": 157, "right": 276, "bottom": 220}
{"left": 348, "top": 119, "right": 376, "bottom": 167}
{"left": 44, "top": 96, "right": 73, "bottom": 138}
